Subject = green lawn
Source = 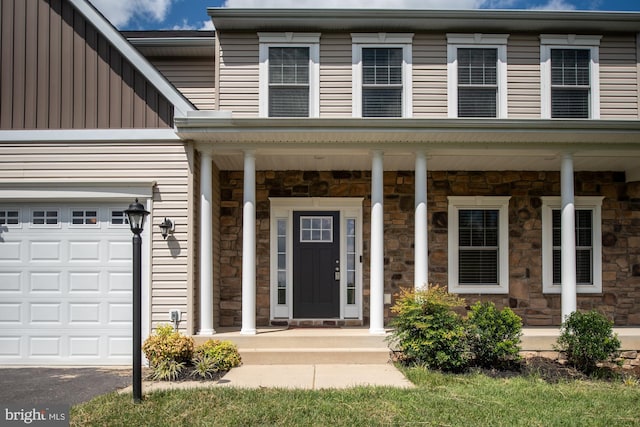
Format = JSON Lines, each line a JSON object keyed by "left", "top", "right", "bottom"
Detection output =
{"left": 71, "top": 366, "right": 640, "bottom": 426}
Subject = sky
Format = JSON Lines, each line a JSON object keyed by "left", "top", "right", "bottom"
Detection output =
{"left": 87, "top": 0, "right": 640, "bottom": 31}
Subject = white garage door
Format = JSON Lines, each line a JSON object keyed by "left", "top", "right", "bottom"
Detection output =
{"left": 0, "top": 203, "right": 133, "bottom": 365}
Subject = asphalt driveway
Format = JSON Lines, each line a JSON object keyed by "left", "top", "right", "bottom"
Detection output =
{"left": 0, "top": 367, "right": 132, "bottom": 406}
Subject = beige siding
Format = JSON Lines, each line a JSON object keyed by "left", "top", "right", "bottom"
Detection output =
{"left": 319, "top": 33, "right": 352, "bottom": 117}
{"left": 413, "top": 33, "right": 448, "bottom": 118}
{"left": 0, "top": 0, "right": 173, "bottom": 130}
{"left": 150, "top": 57, "right": 216, "bottom": 111}
{"left": 218, "top": 33, "right": 259, "bottom": 117}
{"left": 0, "top": 142, "right": 193, "bottom": 332}
{"left": 508, "top": 34, "right": 541, "bottom": 118}
{"left": 600, "top": 34, "right": 638, "bottom": 119}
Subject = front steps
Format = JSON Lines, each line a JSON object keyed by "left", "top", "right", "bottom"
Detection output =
{"left": 194, "top": 328, "right": 391, "bottom": 365}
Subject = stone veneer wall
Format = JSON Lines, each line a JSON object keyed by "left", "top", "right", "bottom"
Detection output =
{"left": 217, "top": 170, "right": 640, "bottom": 327}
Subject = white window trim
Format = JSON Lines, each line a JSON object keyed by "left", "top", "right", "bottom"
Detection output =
{"left": 351, "top": 33, "right": 413, "bottom": 118}
{"left": 541, "top": 196, "right": 603, "bottom": 294}
{"left": 258, "top": 32, "right": 321, "bottom": 118}
{"left": 448, "top": 196, "right": 511, "bottom": 294}
{"left": 540, "top": 34, "right": 601, "bottom": 119}
{"left": 269, "top": 197, "right": 363, "bottom": 320}
{"left": 447, "top": 34, "right": 509, "bottom": 119}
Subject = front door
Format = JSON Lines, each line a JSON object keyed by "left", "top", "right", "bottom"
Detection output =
{"left": 293, "top": 211, "right": 340, "bottom": 318}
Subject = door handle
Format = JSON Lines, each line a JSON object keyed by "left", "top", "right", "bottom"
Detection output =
{"left": 335, "top": 265, "right": 340, "bottom": 281}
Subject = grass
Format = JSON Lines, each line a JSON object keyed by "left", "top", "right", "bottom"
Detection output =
{"left": 71, "top": 366, "right": 640, "bottom": 426}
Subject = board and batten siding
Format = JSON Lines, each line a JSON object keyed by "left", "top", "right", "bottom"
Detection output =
{"left": 150, "top": 58, "right": 216, "bottom": 111}
{"left": 0, "top": 0, "right": 173, "bottom": 130}
{"left": 413, "top": 33, "right": 448, "bottom": 118}
{"left": 218, "top": 33, "right": 259, "bottom": 117}
{"left": 600, "top": 34, "right": 639, "bottom": 119}
{"left": 0, "top": 142, "right": 194, "bottom": 333}
{"left": 507, "top": 34, "right": 541, "bottom": 118}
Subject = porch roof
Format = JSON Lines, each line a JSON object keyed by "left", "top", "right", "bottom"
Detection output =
{"left": 176, "top": 117, "right": 640, "bottom": 179}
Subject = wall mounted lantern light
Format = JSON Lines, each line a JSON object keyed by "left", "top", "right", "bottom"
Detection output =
{"left": 159, "top": 217, "right": 173, "bottom": 240}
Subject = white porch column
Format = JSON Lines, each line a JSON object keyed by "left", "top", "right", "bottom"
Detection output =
{"left": 414, "top": 152, "right": 428, "bottom": 290}
{"left": 198, "top": 152, "right": 215, "bottom": 335}
{"left": 241, "top": 150, "right": 257, "bottom": 335}
{"left": 370, "top": 150, "right": 385, "bottom": 335}
{"left": 561, "top": 153, "right": 577, "bottom": 320}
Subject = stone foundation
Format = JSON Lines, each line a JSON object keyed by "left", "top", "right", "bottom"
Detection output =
{"left": 521, "top": 350, "right": 640, "bottom": 369}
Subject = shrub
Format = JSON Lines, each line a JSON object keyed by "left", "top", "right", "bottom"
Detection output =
{"left": 142, "top": 324, "right": 194, "bottom": 367}
{"left": 194, "top": 339, "right": 242, "bottom": 372}
{"left": 555, "top": 310, "right": 621, "bottom": 374}
{"left": 190, "top": 355, "right": 219, "bottom": 379}
{"left": 467, "top": 301, "right": 523, "bottom": 369}
{"left": 149, "top": 359, "right": 185, "bottom": 381}
{"left": 388, "top": 286, "right": 470, "bottom": 372}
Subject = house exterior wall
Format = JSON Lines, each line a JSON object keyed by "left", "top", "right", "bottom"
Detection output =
{"left": 217, "top": 169, "right": 640, "bottom": 327}
{"left": 149, "top": 57, "right": 216, "bottom": 111}
{"left": 0, "top": 0, "right": 173, "bottom": 130}
{"left": 216, "top": 31, "right": 639, "bottom": 119}
{"left": 0, "top": 142, "right": 194, "bottom": 331}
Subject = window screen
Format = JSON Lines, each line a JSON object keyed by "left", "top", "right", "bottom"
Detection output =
{"left": 458, "top": 209, "right": 499, "bottom": 285}
{"left": 552, "top": 209, "right": 593, "bottom": 285}
{"left": 457, "top": 48, "right": 497, "bottom": 118}
{"left": 269, "top": 47, "right": 309, "bottom": 117}
{"left": 551, "top": 49, "right": 590, "bottom": 118}
{"left": 362, "top": 48, "right": 403, "bottom": 117}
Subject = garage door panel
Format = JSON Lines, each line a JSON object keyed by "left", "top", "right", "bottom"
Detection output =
{"left": 29, "top": 336, "right": 61, "bottom": 357}
{"left": 0, "top": 303, "right": 21, "bottom": 323}
{"left": 69, "top": 303, "right": 101, "bottom": 324}
{"left": 0, "top": 272, "right": 21, "bottom": 291}
{"left": 30, "top": 241, "right": 62, "bottom": 262}
{"left": 0, "top": 203, "right": 133, "bottom": 364}
{"left": 108, "top": 241, "right": 132, "bottom": 261}
{"left": 30, "top": 303, "right": 62, "bottom": 323}
{"left": 0, "top": 337, "right": 21, "bottom": 356}
{"left": 69, "top": 272, "right": 101, "bottom": 292}
{"left": 30, "top": 271, "right": 62, "bottom": 292}
{"left": 0, "top": 241, "right": 21, "bottom": 260}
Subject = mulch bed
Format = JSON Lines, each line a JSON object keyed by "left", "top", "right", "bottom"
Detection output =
{"left": 474, "top": 357, "right": 640, "bottom": 383}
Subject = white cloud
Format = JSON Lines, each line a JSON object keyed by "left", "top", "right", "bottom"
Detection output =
{"left": 529, "top": 0, "right": 576, "bottom": 10}
{"left": 89, "top": 0, "right": 174, "bottom": 27}
{"left": 200, "top": 20, "right": 215, "bottom": 31}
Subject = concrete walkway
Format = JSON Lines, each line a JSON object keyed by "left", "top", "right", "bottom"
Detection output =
{"left": 131, "top": 364, "right": 414, "bottom": 395}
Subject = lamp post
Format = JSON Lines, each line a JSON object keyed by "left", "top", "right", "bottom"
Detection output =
{"left": 124, "top": 199, "right": 149, "bottom": 403}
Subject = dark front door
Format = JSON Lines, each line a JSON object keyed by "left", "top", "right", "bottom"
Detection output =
{"left": 293, "top": 211, "right": 340, "bottom": 318}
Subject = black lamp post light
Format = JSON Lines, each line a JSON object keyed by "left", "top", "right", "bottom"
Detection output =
{"left": 124, "top": 199, "right": 149, "bottom": 404}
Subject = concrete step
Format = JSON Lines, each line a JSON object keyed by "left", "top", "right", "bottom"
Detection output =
{"left": 194, "top": 328, "right": 392, "bottom": 365}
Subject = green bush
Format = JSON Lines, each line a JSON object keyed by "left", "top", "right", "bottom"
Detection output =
{"left": 194, "top": 339, "right": 242, "bottom": 372}
{"left": 149, "top": 359, "right": 185, "bottom": 381}
{"left": 388, "top": 287, "right": 470, "bottom": 372}
{"left": 555, "top": 310, "right": 621, "bottom": 374}
{"left": 467, "top": 301, "right": 522, "bottom": 369}
{"left": 142, "top": 324, "right": 194, "bottom": 367}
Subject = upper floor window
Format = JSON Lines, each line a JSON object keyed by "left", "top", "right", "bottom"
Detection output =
{"left": 541, "top": 196, "right": 603, "bottom": 294}
{"left": 447, "top": 34, "right": 508, "bottom": 119}
{"left": 352, "top": 33, "right": 413, "bottom": 118}
{"left": 448, "top": 196, "right": 511, "bottom": 294}
{"left": 540, "top": 35, "right": 601, "bottom": 119}
{"left": 259, "top": 33, "right": 320, "bottom": 118}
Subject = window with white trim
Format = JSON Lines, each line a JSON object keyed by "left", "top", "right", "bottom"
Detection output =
{"left": 540, "top": 35, "right": 601, "bottom": 119}
{"left": 447, "top": 34, "right": 508, "bottom": 118}
{"left": 259, "top": 33, "right": 320, "bottom": 118}
{"left": 31, "top": 209, "right": 59, "bottom": 226}
{"left": 541, "top": 196, "right": 603, "bottom": 293}
{"left": 0, "top": 209, "right": 20, "bottom": 227}
{"left": 352, "top": 33, "right": 413, "bottom": 118}
{"left": 448, "top": 196, "right": 511, "bottom": 293}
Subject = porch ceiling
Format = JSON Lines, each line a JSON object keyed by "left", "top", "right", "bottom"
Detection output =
{"left": 177, "top": 117, "right": 640, "bottom": 179}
